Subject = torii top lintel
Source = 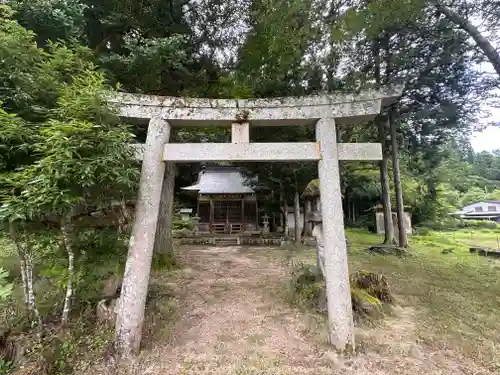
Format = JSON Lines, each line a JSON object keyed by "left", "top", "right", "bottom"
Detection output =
{"left": 107, "top": 86, "right": 403, "bottom": 127}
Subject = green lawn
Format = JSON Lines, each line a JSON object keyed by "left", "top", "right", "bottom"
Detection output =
{"left": 290, "top": 228, "right": 500, "bottom": 370}
{"left": 345, "top": 229, "right": 500, "bottom": 371}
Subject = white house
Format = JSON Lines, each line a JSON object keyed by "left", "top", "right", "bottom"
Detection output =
{"left": 452, "top": 200, "right": 500, "bottom": 221}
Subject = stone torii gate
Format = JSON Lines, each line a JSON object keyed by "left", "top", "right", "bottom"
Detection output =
{"left": 109, "top": 87, "right": 402, "bottom": 357}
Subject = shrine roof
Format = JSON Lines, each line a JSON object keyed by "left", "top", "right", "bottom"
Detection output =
{"left": 182, "top": 166, "right": 255, "bottom": 194}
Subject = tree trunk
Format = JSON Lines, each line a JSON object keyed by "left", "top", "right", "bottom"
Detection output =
{"left": 117, "top": 198, "right": 131, "bottom": 234}
{"left": 431, "top": 0, "right": 500, "bottom": 77}
{"left": 351, "top": 201, "right": 356, "bottom": 224}
{"left": 153, "top": 162, "right": 176, "bottom": 265}
{"left": 280, "top": 183, "right": 288, "bottom": 236}
{"left": 8, "top": 222, "right": 42, "bottom": 329}
{"left": 373, "top": 36, "right": 394, "bottom": 244}
{"left": 25, "top": 247, "right": 41, "bottom": 329}
{"left": 390, "top": 114, "right": 408, "bottom": 248}
{"left": 378, "top": 116, "right": 395, "bottom": 244}
{"left": 294, "top": 187, "right": 301, "bottom": 244}
{"left": 304, "top": 200, "right": 313, "bottom": 236}
{"left": 283, "top": 206, "right": 289, "bottom": 237}
{"left": 61, "top": 213, "right": 75, "bottom": 325}
{"left": 19, "top": 256, "right": 29, "bottom": 307}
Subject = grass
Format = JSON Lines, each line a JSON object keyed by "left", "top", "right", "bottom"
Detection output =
{"left": 289, "top": 228, "right": 500, "bottom": 370}
{"left": 347, "top": 229, "right": 500, "bottom": 370}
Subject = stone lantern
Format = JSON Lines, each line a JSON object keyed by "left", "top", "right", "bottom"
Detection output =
{"left": 262, "top": 214, "right": 270, "bottom": 235}
{"left": 191, "top": 215, "right": 200, "bottom": 236}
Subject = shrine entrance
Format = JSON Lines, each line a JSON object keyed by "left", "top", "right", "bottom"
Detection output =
{"left": 109, "top": 87, "right": 402, "bottom": 357}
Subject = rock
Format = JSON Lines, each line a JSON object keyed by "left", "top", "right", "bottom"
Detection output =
{"left": 101, "top": 275, "right": 121, "bottom": 299}
{"left": 96, "top": 298, "right": 119, "bottom": 324}
{"left": 0, "top": 330, "right": 24, "bottom": 366}
{"left": 314, "top": 286, "right": 327, "bottom": 314}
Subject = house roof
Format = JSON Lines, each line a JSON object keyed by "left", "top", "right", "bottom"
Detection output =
{"left": 484, "top": 200, "right": 500, "bottom": 205}
{"left": 462, "top": 200, "right": 500, "bottom": 210}
{"left": 182, "top": 166, "right": 255, "bottom": 194}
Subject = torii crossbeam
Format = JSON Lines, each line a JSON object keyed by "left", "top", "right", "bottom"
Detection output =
{"left": 109, "top": 87, "right": 402, "bottom": 357}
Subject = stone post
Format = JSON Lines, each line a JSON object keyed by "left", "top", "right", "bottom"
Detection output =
{"left": 115, "top": 117, "right": 171, "bottom": 357}
{"left": 316, "top": 118, "right": 355, "bottom": 352}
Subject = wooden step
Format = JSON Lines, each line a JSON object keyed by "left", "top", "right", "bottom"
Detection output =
{"left": 214, "top": 237, "right": 239, "bottom": 246}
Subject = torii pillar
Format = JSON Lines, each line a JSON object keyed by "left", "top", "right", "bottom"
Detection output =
{"left": 108, "top": 87, "right": 403, "bottom": 357}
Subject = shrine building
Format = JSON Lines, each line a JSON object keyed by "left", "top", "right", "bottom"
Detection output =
{"left": 182, "top": 166, "right": 260, "bottom": 234}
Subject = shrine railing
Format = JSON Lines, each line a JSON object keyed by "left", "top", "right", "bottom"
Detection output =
{"left": 197, "top": 222, "right": 259, "bottom": 234}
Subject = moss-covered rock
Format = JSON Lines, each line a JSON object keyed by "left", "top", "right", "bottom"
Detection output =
{"left": 287, "top": 263, "right": 393, "bottom": 320}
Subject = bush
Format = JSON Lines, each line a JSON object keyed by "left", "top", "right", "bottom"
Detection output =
{"left": 172, "top": 216, "right": 195, "bottom": 238}
{"left": 0, "top": 359, "right": 13, "bottom": 375}
{"left": 36, "top": 315, "right": 113, "bottom": 375}
{"left": 418, "top": 218, "right": 461, "bottom": 231}
{"left": 456, "top": 219, "right": 500, "bottom": 230}
{"left": 418, "top": 218, "right": 500, "bottom": 231}
{"left": 287, "top": 261, "right": 326, "bottom": 312}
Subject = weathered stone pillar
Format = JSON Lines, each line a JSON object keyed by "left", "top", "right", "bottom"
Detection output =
{"left": 316, "top": 118, "right": 355, "bottom": 352}
{"left": 115, "top": 117, "right": 171, "bottom": 357}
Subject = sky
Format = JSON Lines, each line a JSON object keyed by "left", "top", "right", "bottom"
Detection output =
{"left": 468, "top": 15, "right": 500, "bottom": 154}
{"left": 471, "top": 126, "right": 500, "bottom": 152}
{"left": 471, "top": 104, "right": 500, "bottom": 152}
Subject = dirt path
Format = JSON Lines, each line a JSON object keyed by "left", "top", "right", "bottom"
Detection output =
{"left": 100, "top": 246, "right": 491, "bottom": 375}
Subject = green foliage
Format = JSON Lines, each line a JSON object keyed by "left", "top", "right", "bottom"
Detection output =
{"left": 101, "top": 34, "right": 190, "bottom": 94}
{"left": 0, "top": 359, "right": 13, "bottom": 374}
{"left": 335, "top": 0, "right": 426, "bottom": 40}
{"left": 0, "top": 5, "right": 43, "bottom": 113}
{"left": 9, "top": 0, "right": 86, "bottom": 46}
{"left": 152, "top": 251, "right": 178, "bottom": 271}
{"left": 74, "top": 228, "right": 128, "bottom": 261}
{"left": 286, "top": 260, "right": 324, "bottom": 310}
{"left": 172, "top": 214, "right": 195, "bottom": 239}
{"left": 236, "top": 0, "right": 320, "bottom": 96}
{"left": 1, "top": 63, "right": 139, "bottom": 222}
{"left": 172, "top": 216, "right": 194, "bottom": 232}
{"left": 456, "top": 220, "right": 500, "bottom": 230}
{"left": 34, "top": 317, "right": 113, "bottom": 375}
{"left": 0, "top": 268, "right": 13, "bottom": 302}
